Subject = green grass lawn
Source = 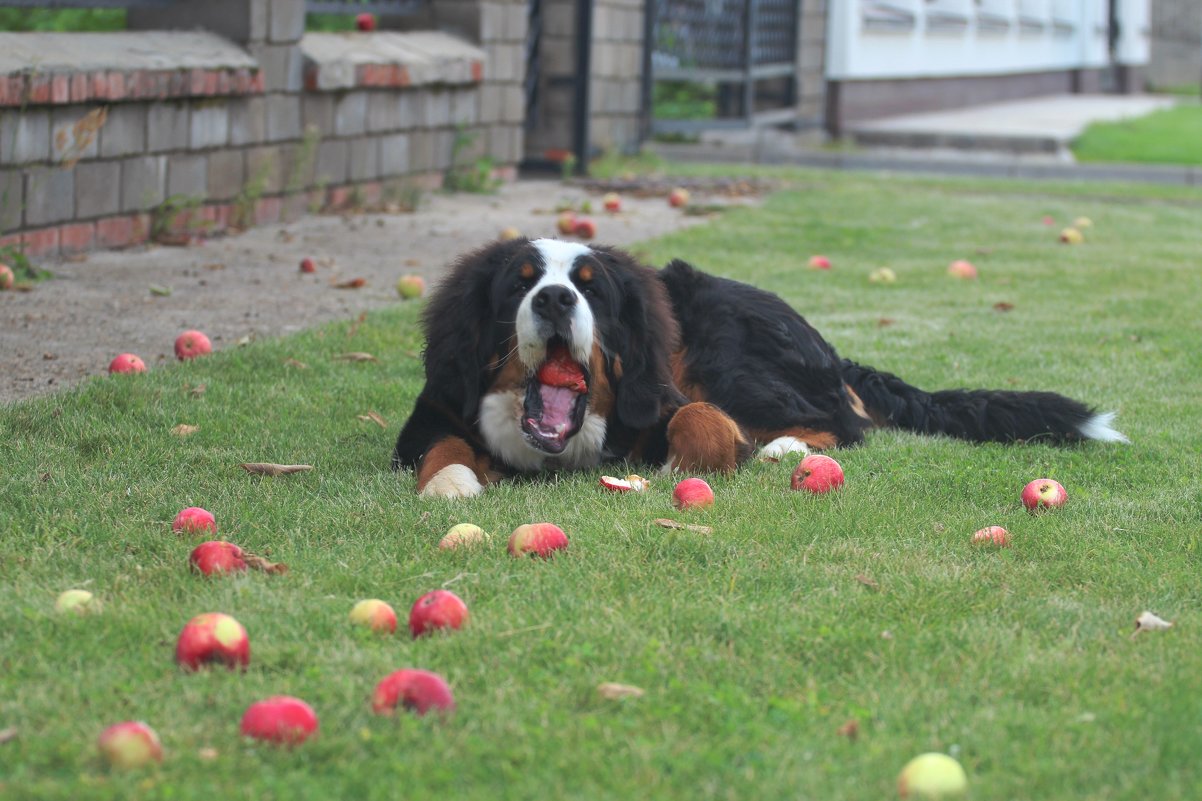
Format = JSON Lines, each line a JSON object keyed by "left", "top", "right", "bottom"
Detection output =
{"left": 3, "top": 168, "right": 1202, "bottom": 800}
{"left": 1072, "top": 103, "right": 1202, "bottom": 166}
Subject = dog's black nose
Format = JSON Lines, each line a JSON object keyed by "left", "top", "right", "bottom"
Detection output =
{"left": 533, "top": 285, "right": 577, "bottom": 319}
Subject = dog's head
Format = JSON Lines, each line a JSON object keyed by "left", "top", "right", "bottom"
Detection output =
{"left": 420, "top": 238, "right": 679, "bottom": 466}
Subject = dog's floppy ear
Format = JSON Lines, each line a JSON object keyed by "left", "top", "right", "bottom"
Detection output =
{"left": 420, "top": 238, "right": 526, "bottom": 422}
{"left": 604, "top": 252, "right": 682, "bottom": 429}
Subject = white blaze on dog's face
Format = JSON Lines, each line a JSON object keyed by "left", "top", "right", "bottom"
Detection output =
{"left": 515, "top": 239, "right": 596, "bottom": 369}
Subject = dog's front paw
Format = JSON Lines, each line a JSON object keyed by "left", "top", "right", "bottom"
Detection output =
{"left": 419, "top": 465, "right": 484, "bottom": 499}
{"left": 758, "top": 436, "right": 810, "bottom": 462}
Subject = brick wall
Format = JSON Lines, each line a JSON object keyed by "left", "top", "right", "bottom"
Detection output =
{"left": 1148, "top": 0, "right": 1201, "bottom": 89}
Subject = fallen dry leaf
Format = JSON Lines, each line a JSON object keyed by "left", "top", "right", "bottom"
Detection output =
{"left": 203, "top": 262, "right": 226, "bottom": 270}
{"left": 597, "top": 683, "right": 645, "bottom": 700}
{"left": 333, "top": 277, "right": 368, "bottom": 289}
{"left": 854, "top": 574, "right": 880, "bottom": 592}
{"left": 243, "top": 553, "right": 288, "bottom": 575}
{"left": 877, "top": 318, "right": 895, "bottom": 327}
{"left": 654, "top": 518, "right": 713, "bottom": 535}
{"left": 334, "top": 352, "right": 378, "bottom": 362}
{"left": 404, "top": 258, "right": 420, "bottom": 266}
{"left": 283, "top": 358, "right": 309, "bottom": 369}
{"left": 239, "top": 463, "right": 314, "bottom": 477}
{"left": 1132, "top": 610, "right": 1173, "bottom": 638}
{"left": 149, "top": 284, "right": 172, "bottom": 297}
{"left": 347, "top": 311, "right": 368, "bottom": 339}
{"left": 172, "top": 424, "right": 199, "bottom": 437}
{"left": 235, "top": 335, "right": 252, "bottom": 347}
{"left": 63, "top": 252, "right": 88, "bottom": 263}
{"left": 188, "top": 384, "right": 207, "bottom": 398}
{"left": 357, "top": 411, "right": 388, "bottom": 429}
{"left": 0, "top": 727, "right": 16, "bottom": 745}
{"left": 43, "top": 353, "right": 57, "bottom": 361}
{"left": 836, "top": 719, "right": 860, "bottom": 741}
{"left": 197, "top": 746, "right": 219, "bottom": 761}
{"left": 993, "top": 302, "right": 1015, "bottom": 312}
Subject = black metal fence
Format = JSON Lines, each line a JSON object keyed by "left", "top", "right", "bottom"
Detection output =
{"left": 0, "top": 0, "right": 176, "bottom": 7}
{"left": 646, "top": 0, "right": 800, "bottom": 134}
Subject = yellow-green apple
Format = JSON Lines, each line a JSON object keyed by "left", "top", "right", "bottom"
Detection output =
{"left": 1022, "top": 478, "right": 1067, "bottom": 512}
{"left": 55, "top": 589, "right": 98, "bottom": 614}
{"left": 371, "top": 669, "right": 455, "bottom": 715}
{"left": 175, "top": 612, "right": 250, "bottom": 671}
{"left": 172, "top": 506, "right": 217, "bottom": 535}
{"left": 791, "top": 454, "right": 844, "bottom": 493}
{"left": 0, "top": 263, "right": 13, "bottom": 290}
{"left": 108, "top": 353, "right": 146, "bottom": 374}
{"left": 1073, "top": 216, "right": 1092, "bottom": 228}
{"left": 672, "top": 477, "right": 714, "bottom": 510}
{"left": 868, "top": 267, "right": 897, "bottom": 284}
{"left": 947, "top": 260, "right": 977, "bottom": 279}
{"left": 299, "top": 257, "right": 316, "bottom": 273}
{"left": 350, "top": 599, "right": 398, "bottom": 633}
{"left": 240, "top": 696, "right": 318, "bottom": 744}
{"left": 97, "top": 721, "right": 163, "bottom": 769}
{"left": 408, "top": 589, "right": 469, "bottom": 637}
{"left": 573, "top": 218, "right": 597, "bottom": 239}
{"left": 808, "top": 255, "right": 832, "bottom": 270}
{"left": 508, "top": 522, "right": 569, "bottom": 558}
{"left": 668, "top": 187, "right": 690, "bottom": 207}
{"left": 498, "top": 226, "right": 523, "bottom": 241}
{"left": 188, "top": 541, "right": 248, "bottom": 576}
{"left": 174, "top": 330, "right": 212, "bottom": 360}
{"left": 439, "top": 523, "right": 489, "bottom": 550}
{"left": 1059, "top": 227, "right": 1083, "bottom": 244}
{"left": 897, "top": 752, "right": 967, "bottom": 798}
{"left": 355, "top": 12, "right": 376, "bottom": 31}
{"left": 603, "top": 193, "right": 621, "bottom": 213}
{"left": 971, "top": 525, "right": 1010, "bottom": 547}
{"left": 396, "top": 275, "right": 425, "bottom": 299}
{"left": 556, "top": 210, "right": 577, "bottom": 234}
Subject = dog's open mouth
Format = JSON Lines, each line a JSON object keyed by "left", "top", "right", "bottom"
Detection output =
{"left": 522, "top": 339, "right": 590, "bottom": 454}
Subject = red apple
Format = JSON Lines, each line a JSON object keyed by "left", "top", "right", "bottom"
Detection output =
{"left": 1042, "top": 215, "right": 1055, "bottom": 226}
{"left": 668, "top": 187, "right": 690, "bottom": 208}
{"left": 508, "top": 522, "right": 569, "bottom": 558}
{"left": 372, "top": 669, "right": 456, "bottom": 716}
{"left": 602, "top": 193, "right": 621, "bottom": 213}
{"left": 947, "top": 260, "right": 978, "bottom": 279}
{"left": 175, "top": 612, "right": 250, "bottom": 671}
{"left": 808, "top": 255, "right": 832, "bottom": 270}
{"left": 556, "top": 211, "right": 577, "bottom": 234}
{"left": 173, "top": 506, "right": 217, "bottom": 535}
{"left": 350, "top": 599, "right": 398, "bottom": 633}
{"left": 97, "top": 721, "right": 163, "bottom": 769}
{"left": 240, "top": 696, "right": 318, "bottom": 744}
{"left": 599, "top": 474, "right": 649, "bottom": 493}
{"left": 174, "top": 329, "right": 212, "bottom": 360}
{"left": 0, "top": 263, "right": 13, "bottom": 290}
{"left": 971, "top": 525, "right": 1010, "bottom": 547}
{"left": 1022, "top": 478, "right": 1067, "bottom": 512}
{"left": 189, "top": 541, "right": 248, "bottom": 576}
{"left": 355, "top": 13, "right": 376, "bottom": 32}
{"left": 573, "top": 218, "right": 597, "bottom": 240}
{"left": 108, "top": 353, "right": 146, "bottom": 374}
{"left": 396, "top": 274, "right": 426, "bottom": 299}
{"left": 299, "top": 257, "right": 316, "bottom": 273}
{"left": 791, "top": 454, "right": 844, "bottom": 494}
{"left": 672, "top": 477, "right": 714, "bottom": 510}
{"left": 408, "top": 589, "right": 469, "bottom": 638}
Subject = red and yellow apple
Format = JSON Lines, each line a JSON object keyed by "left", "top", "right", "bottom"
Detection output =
{"left": 408, "top": 589, "right": 469, "bottom": 637}
{"left": 172, "top": 506, "right": 217, "bottom": 535}
{"left": 573, "top": 218, "right": 597, "bottom": 240}
{"left": 897, "top": 752, "right": 967, "bottom": 798}
{"left": 971, "top": 525, "right": 1010, "bottom": 547}
{"left": 439, "top": 523, "right": 489, "bottom": 550}
{"left": 350, "top": 599, "right": 398, "bottom": 633}
{"left": 556, "top": 210, "right": 577, "bottom": 234}
{"left": 602, "top": 193, "right": 621, "bottom": 213}
{"left": 508, "top": 522, "right": 570, "bottom": 558}
{"left": 108, "top": 353, "right": 147, "bottom": 374}
{"left": 175, "top": 612, "right": 250, "bottom": 671}
{"left": 808, "top": 255, "right": 832, "bottom": 270}
{"left": 97, "top": 721, "right": 163, "bottom": 769}
{"left": 0, "top": 263, "right": 13, "bottom": 290}
{"left": 240, "top": 696, "right": 318, "bottom": 744}
{"left": 372, "top": 668, "right": 456, "bottom": 716}
{"left": 174, "top": 330, "right": 212, "bottom": 360}
{"left": 672, "top": 477, "right": 714, "bottom": 510}
{"left": 1059, "top": 227, "right": 1084, "bottom": 245}
{"left": 947, "top": 260, "right": 977, "bottom": 279}
{"left": 189, "top": 541, "right": 248, "bottom": 576}
{"left": 498, "top": 226, "right": 523, "bottom": 241}
{"left": 396, "top": 274, "right": 426, "bottom": 299}
{"left": 791, "top": 454, "right": 844, "bottom": 494}
{"left": 668, "top": 187, "right": 690, "bottom": 208}
{"left": 1022, "top": 478, "right": 1067, "bottom": 512}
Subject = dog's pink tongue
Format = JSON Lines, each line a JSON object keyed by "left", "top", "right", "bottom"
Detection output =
{"left": 535, "top": 385, "right": 576, "bottom": 435}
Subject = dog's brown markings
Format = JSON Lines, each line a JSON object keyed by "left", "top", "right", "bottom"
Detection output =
{"left": 416, "top": 437, "right": 494, "bottom": 492}
{"left": 747, "top": 426, "right": 840, "bottom": 451}
{"left": 519, "top": 263, "right": 535, "bottom": 280}
{"left": 576, "top": 264, "right": 594, "bottom": 283}
{"left": 588, "top": 342, "right": 615, "bottom": 419}
{"left": 670, "top": 350, "right": 707, "bottom": 403}
{"left": 845, "top": 384, "right": 872, "bottom": 422}
{"left": 666, "top": 402, "right": 753, "bottom": 474}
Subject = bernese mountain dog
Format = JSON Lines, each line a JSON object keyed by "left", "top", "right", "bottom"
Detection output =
{"left": 392, "top": 238, "right": 1127, "bottom": 498}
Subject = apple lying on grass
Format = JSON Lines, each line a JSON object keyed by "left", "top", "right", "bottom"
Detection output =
{"left": 350, "top": 599, "right": 398, "bottom": 633}
{"left": 439, "top": 523, "right": 489, "bottom": 550}
{"left": 174, "top": 330, "right": 212, "bottom": 360}
{"left": 173, "top": 506, "right": 217, "bottom": 535}
{"left": 668, "top": 187, "right": 690, "bottom": 208}
{"left": 396, "top": 275, "right": 426, "bottom": 299}
{"left": 672, "top": 477, "right": 714, "bottom": 510}
{"left": 603, "top": 192, "right": 621, "bottom": 213}
{"left": 55, "top": 589, "right": 98, "bottom": 614}
{"left": 599, "top": 474, "right": 649, "bottom": 493}
{"left": 240, "top": 696, "right": 318, "bottom": 744}
{"left": 372, "top": 669, "right": 455, "bottom": 715}
{"left": 0, "top": 263, "right": 13, "bottom": 290}
{"left": 790, "top": 454, "right": 844, "bottom": 494}
{"left": 189, "top": 541, "right": 248, "bottom": 576}
{"left": 947, "top": 260, "right": 978, "bottom": 279}
{"left": 808, "top": 255, "right": 832, "bottom": 270}
{"left": 1022, "top": 478, "right": 1067, "bottom": 512}
{"left": 868, "top": 267, "right": 897, "bottom": 284}
{"left": 408, "top": 589, "right": 469, "bottom": 637}
{"left": 971, "top": 525, "right": 1010, "bottom": 547}
{"left": 108, "top": 353, "right": 146, "bottom": 374}
{"left": 897, "top": 752, "right": 967, "bottom": 798}
{"left": 175, "top": 612, "right": 250, "bottom": 671}
{"left": 1059, "top": 227, "right": 1084, "bottom": 245}
{"left": 508, "top": 523, "right": 569, "bottom": 558}
{"left": 97, "top": 721, "right": 163, "bottom": 769}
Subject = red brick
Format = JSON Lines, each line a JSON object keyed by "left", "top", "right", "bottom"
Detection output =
{"left": 250, "top": 71, "right": 266, "bottom": 93}
{"left": 69, "top": 72, "right": 90, "bottom": 103}
{"left": 413, "top": 171, "right": 445, "bottom": 192}
{"left": 106, "top": 71, "right": 126, "bottom": 101}
{"left": 398, "top": 66, "right": 412, "bottom": 88}
{"left": 28, "top": 75, "right": 52, "bottom": 104}
{"left": 91, "top": 71, "right": 109, "bottom": 100}
{"left": 471, "top": 61, "right": 484, "bottom": 82}
{"left": 51, "top": 74, "right": 70, "bottom": 104}
{"left": 95, "top": 216, "right": 136, "bottom": 249}
{"left": 360, "top": 181, "right": 383, "bottom": 206}
{"left": 203, "top": 71, "right": 219, "bottom": 95}
{"left": 0, "top": 233, "right": 23, "bottom": 251}
{"left": 493, "top": 164, "right": 518, "bottom": 184}
{"left": 59, "top": 222, "right": 96, "bottom": 254}
{"left": 326, "top": 186, "right": 352, "bottom": 211}
{"left": 21, "top": 227, "right": 60, "bottom": 258}
{"left": 216, "top": 70, "right": 231, "bottom": 95}
{"left": 253, "top": 196, "right": 282, "bottom": 226}
{"left": 189, "top": 68, "right": 206, "bottom": 95}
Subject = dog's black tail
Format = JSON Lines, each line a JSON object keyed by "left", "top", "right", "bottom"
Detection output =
{"left": 841, "top": 360, "right": 1129, "bottom": 444}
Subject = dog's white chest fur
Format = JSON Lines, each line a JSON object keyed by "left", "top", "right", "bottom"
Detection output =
{"left": 478, "top": 390, "right": 607, "bottom": 471}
